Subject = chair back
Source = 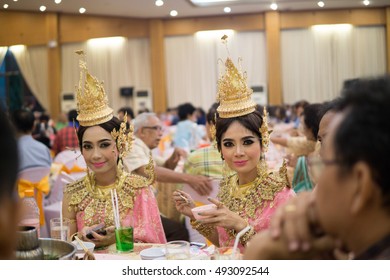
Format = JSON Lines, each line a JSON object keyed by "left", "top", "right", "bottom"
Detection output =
{"left": 17, "top": 166, "right": 51, "bottom": 226}
{"left": 18, "top": 166, "right": 51, "bottom": 184}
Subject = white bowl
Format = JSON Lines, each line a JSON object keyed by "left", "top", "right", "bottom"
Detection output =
{"left": 72, "top": 240, "right": 95, "bottom": 254}
{"left": 191, "top": 204, "right": 217, "bottom": 220}
{"left": 140, "top": 247, "right": 165, "bottom": 260}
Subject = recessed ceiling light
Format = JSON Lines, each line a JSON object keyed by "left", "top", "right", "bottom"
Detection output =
{"left": 13, "top": 0, "right": 18, "bottom": 2}
{"left": 3, "top": 4, "right": 8, "bottom": 8}
{"left": 317, "top": 1, "right": 325, "bottom": 7}
{"left": 224, "top": 7, "right": 231, "bottom": 13}
{"left": 270, "top": 3, "right": 278, "bottom": 10}
{"left": 170, "top": 10, "right": 178, "bottom": 17}
{"left": 40, "top": 6, "right": 47, "bottom": 12}
{"left": 155, "top": 0, "right": 164, "bottom": 6}
{"left": 55, "top": 0, "right": 62, "bottom": 4}
{"left": 79, "top": 7, "right": 86, "bottom": 14}
{"left": 363, "top": 0, "right": 370, "bottom": 5}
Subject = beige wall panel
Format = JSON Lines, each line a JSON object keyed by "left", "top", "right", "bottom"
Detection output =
{"left": 0, "top": 11, "right": 49, "bottom": 46}
{"left": 281, "top": 9, "right": 385, "bottom": 29}
{"left": 163, "top": 14, "right": 264, "bottom": 36}
{"left": 59, "top": 14, "right": 149, "bottom": 43}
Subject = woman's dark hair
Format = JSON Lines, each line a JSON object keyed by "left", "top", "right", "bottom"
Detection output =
{"left": 334, "top": 76, "right": 390, "bottom": 206}
{"left": 118, "top": 107, "right": 134, "bottom": 120}
{"left": 177, "top": 103, "right": 196, "bottom": 121}
{"left": 302, "top": 103, "right": 323, "bottom": 139}
{"left": 77, "top": 117, "right": 121, "bottom": 150}
{"left": 206, "top": 103, "right": 219, "bottom": 125}
{"left": 215, "top": 110, "right": 263, "bottom": 152}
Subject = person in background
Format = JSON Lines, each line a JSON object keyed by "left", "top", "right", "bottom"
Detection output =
{"left": 244, "top": 76, "right": 390, "bottom": 260}
{"left": 173, "top": 102, "right": 206, "bottom": 151}
{"left": 11, "top": 109, "right": 52, "bottom": 172}
{"left": 195, "top": 107, "right": 206, "bottom": 125}
{"left": 63, "top": 52, "right": 166, "bottom": 247}
{"left": 117, "top": 107, "right": 134, "bottom": 130}
{"left": 54, "top": 112, "right": 68, "bottom": 131}
{"left": 52, "top": 109, "right": 79, "bottom": 155}
{"left": 0, "top": 110, "right": 20, "bottom": 259}
{"left": 291, "top": 103, "right": 324, "bottom": 193}
{"left": 32, "top": 113, "right": 56, "bottom": 149}
{"left": 173, "top": 41, "right": 295, "bottom": 251}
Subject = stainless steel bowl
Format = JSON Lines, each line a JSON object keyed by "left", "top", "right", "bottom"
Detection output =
{"left": 39, "top": 238, "right": 77, "bottom": 260}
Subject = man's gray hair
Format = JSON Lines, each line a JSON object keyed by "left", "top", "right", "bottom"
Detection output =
{"left": 133, "top": 112, "right": 157, "bottom": 133}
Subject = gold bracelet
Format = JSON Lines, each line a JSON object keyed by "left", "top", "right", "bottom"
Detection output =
{"left": 190, "top": 219, "right": 215, "bottom": 238}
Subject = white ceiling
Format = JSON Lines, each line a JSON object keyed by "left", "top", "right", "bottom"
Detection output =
{"left": 1, "top": 0, "right": 389, "bottom": 18}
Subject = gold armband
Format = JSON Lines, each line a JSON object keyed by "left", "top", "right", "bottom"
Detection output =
{"left": 190, "top": 219, "right": 215, "bottom": 238}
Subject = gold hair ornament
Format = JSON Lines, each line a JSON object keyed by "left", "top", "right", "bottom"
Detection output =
{"left": 216, "top": 35, "right": 257, "bottom": 118}
{"left": 75, "top": 50, "right": 113, "bottom": 126}
{"left": 260, "top": 106, "right": 272, "bottom": 153}
{"left": 111, "top": 112, "right": 134, "bottom": 162}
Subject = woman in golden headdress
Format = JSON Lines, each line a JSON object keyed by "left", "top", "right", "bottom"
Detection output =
{"left": 173, "top": 37, "right": 295, "bottom": 251}
{"left": 62, "top": 52, "right": 166, "bottom": 248}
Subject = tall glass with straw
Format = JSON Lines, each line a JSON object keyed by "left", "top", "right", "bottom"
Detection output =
{"left": 111, "top": 189, "right": 133, "bottom": 252}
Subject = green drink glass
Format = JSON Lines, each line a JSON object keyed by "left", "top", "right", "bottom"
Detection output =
{"left": 115, "top": 227, "right": 133, "bottom": 252}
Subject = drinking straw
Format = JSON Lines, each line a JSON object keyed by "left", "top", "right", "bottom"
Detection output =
{"left": 60, "top": 201, "right": 64, "bottom": 241}
{"left": 110, "top": 189, "right": 120, "bottom": 229}
{"left": 233, "top": 225, "right": 251, "bottom": 253}
{"left": 114, "top": 189, "right": 121, "bottom": 228}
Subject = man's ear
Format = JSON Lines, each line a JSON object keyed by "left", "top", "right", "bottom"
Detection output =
{"left": 350, "top": 161, "right": 375, "bottom": 215}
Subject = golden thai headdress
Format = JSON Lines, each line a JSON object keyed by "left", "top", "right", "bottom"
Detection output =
{"left": 75, "top": 50, "right": 113, "bottom": 127}
{"left": 216, "top": 36, "right": 257, "bottom": 119}
{"left": 75, "top": 50, "right": 133, "bottom": 160}
{"left": 216, "top": 36, "right": 271, "bottom": 152}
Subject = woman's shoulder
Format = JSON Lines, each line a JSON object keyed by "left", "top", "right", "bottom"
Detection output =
{"left": 64, "top": 176, "right": 86, "bottom": 193}
{"left": 124, "top": 172, "right": 154, "bottom": 188}
{"left": 257, "top": 161, "right": 292, "bottom": 199}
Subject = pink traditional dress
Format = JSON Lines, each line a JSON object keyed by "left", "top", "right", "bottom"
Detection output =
{"left": 64, "top": 169, "right": 166, "bottom": 244}
{"left": 192, "top": 162, "right": 294, "bottom": 252}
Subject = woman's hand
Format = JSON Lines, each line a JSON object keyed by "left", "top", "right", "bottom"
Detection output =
{"left": 197, "top": 197, "right": 247, "bottom": 232}
{"left": 80, "top": 225, "right": 116, "bottom": 248}
{"left": 172, "top": 190, "right": 196, "bottom": 219}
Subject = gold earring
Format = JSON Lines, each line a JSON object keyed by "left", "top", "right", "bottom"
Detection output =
{"left": 257, "top": 153, "right": 268, "bottom": 178}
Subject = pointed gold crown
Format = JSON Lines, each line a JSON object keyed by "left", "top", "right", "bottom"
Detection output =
{"left": 216, "top": 36, "right": 257, "bottom": 118}
{"left": 75, "top": 50, "right": 113, "bottom": 126}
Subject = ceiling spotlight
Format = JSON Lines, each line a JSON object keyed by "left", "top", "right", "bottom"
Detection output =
{"left": 55, "top": 0, "right": 62, "bottom": 4}
{"left": 155, "top": 0, "right": 164, "bottom": 6}
{"left": 170, "top": 10, "right": 178, "bottom": 17}
{"left": 224, "top": 7, "right": 231, "bottom": 13}
{"left": 40, "top": 6, "right": 47, "bottom": 12}
{"left": 270, "top": 3, "right": 278, "bottom": 10}
{"left": 13, "top": 0, "right": 18, "bottom": 2}
{"left": 3, "top": 4, "right": 8, "bottom": 8}
{"left": 363, "top": 0, "right": 370, "bottom": 5}
{"left": 317, "top": 1, "right": 325, "bottom": 7}
{"left": 79, "top": 7, "right": 86, "bottom": 14}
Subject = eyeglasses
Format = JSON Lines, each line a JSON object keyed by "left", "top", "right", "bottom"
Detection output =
{"left": 307, "top": 156, "right": 341, "bottom": 182}
{"left": 142, "top": 125, "right": 164, "bottom": 132}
